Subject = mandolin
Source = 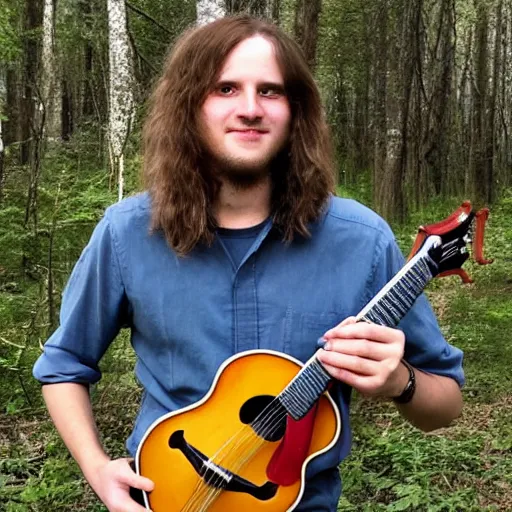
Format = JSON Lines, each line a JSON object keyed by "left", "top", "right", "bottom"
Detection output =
{"left": 136, "top": 202, "right": 491, "bottom": 511}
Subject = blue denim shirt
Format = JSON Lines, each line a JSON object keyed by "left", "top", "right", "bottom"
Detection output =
{"left": 33, "top": 193, "right": 464, "bottom": 511}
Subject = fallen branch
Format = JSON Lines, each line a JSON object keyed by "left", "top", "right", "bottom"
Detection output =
{"left": 125, "top": 1, "right": 172, "bottom": 35}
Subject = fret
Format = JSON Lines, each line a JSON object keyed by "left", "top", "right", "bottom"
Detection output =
{"left": 359, "top": 256, "right": 434, "bottom": 327}
{"left": 277, "top": 358, "right": 331, "bottom": 420}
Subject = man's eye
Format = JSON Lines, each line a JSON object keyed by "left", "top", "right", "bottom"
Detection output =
{"left": 219, "top": 86, "right": 234, "bottom": 95}
{"left": 260, "top": 88, "right": 282, "bottom": 98}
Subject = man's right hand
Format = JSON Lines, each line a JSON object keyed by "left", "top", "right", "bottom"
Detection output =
{"left": 88, "top": 458, "right": 155, "bottom": 512}
{"left": 41, "top": 385, "right": 155, "bottom": 511}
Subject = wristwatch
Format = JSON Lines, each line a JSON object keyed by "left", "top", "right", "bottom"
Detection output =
{"left": 392, "top": 359, "right": 416, "bottom": 404}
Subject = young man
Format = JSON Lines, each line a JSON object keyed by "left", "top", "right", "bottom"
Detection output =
{"left": 33, "top": 16, "right": 464, "bottom": 512}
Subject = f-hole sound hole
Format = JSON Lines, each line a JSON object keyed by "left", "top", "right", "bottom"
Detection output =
{"left": 239, "top": 395, "right": 286, "bottom": 442}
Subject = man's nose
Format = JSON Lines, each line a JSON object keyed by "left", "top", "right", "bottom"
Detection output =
{"left": 237, "top": 90, "right": 264, "bottom": 120}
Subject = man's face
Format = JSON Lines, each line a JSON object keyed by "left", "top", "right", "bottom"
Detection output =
{"left": 200, "top": 36, "right": 291, "bottom": 187}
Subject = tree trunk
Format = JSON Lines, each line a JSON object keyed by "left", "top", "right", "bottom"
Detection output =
{"left": 61, "top": 80, "right": 73, "bottom": 140}
{"left": 21, "top": 0, "right": 45, "bottom": 238}
{"left": 353, "top": 6, "right": 371, "bottom": 175}
{"left": 79, "top": 0, "right": 94, "bottom": 117}
{"left": 470, "top": 0, "right": 490, "bottom": 205}
{"left": 498, "top": 2, "right": 510, "bottom": 188}
{"left": 197, "top": 0, "right": 225, "bottom": 25}
{"left": 457, "top": 27, "right": 473, "bottom": 194}
{"left": 373, "top": 0, "right": 388, "bottom": 211}
{"left": 4, "top": 69, "right": 20, "bottom": 149}
{"left": 486, "top": 0, "right": 503, "bottom": 204}
{"left": 267, "top": 0, "right": 280, "bottom": 23}
{"left": 41, "top": 0, "right": 61, "bottom": 139}
{"left": 107, "top": 0, "right": 134, "bottom": 201}
{"left": 294, "top": 0, "right": 322, "bottom": 70}
{"left": 376, "top": 0, "right": 421, "bottom": 222}
{"left": 20, "top": 0, "right": 44, "bottom": 165}
{"left": 0, "top": 85, "right": 4, "bottom": 204}
{"left": 421, "top": 0, "right": 455, "bottom": 197}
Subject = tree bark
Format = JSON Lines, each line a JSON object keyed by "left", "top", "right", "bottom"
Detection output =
{"left": 20, "top": 0, "right": 44, "bottom": 165}
{"left": 470, "top": 0, "right": 490, "bottom": 205}
{"left": 486, "top": 0, "right": 503, "bottom": 204}
{"left": 197, "top": 0, "right": 225, "bottom": 25}
{"left": 457, "top": 27, "right": 473, "bottom": 193}
{"left": 267, "top": 0, "right": 280, "bottom": 23}
{"left": 0, "top": 82, "right": 4, "bottom": 204}
{"left": 294, "top": 0, "right": 322, "bottom": 70}
{"left": 107, "top": 0, "right": 134, "bottom": 201}
{"left": 41, "top": 0, "right": 61, "bottom": 139}
{"left": 421, "top": 0, "right": 455, "bottom": 196}
{"left": 373, "top": 0, "right": 388, "bottom": 212}
{"left": 79, "top": 0, "right": 94, "bottom": 118}
{"left": 498, "top": 1, "right": 510, "bottom": 188}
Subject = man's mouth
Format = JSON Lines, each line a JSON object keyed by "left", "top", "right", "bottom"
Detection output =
{"left": 228, "top": 128, "right": 268, "bottom": 133}
{"left": 228, "top": 129, "right": 268, "bottom": 141}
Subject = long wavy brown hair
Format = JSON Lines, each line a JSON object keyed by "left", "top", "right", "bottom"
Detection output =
{"left": 143, "top": 15, "right": 335, "bottom": 256}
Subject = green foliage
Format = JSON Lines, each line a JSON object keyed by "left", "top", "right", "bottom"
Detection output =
{"left": 339, "top": 416, "right": 487, "bottom": 511}
{"left": 127, "top": 0, "right": 197, "bottom": 84}
{"left": 337, "top": 193, "right": 512, "bottom": 511}
{"left": 0, "top": 2, "right": 21, "bottom": 64}
{"left": 2, "top": 162, "right": 511, "bottom": 510}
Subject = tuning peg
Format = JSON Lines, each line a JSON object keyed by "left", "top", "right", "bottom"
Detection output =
{"left": 437, "top": 269, "right": 473, "bottom": 284}
{"left": 474, "top": 208, "right": 493, "bottom": 265}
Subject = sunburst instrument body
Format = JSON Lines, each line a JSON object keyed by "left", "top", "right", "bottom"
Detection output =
{"left": 136, "top": 350, "right": 340, "bottom": 511}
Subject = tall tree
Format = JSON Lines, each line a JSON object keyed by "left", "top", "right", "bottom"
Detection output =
{"left": 372, "top": 0, "right": 388, "bottom": 211}
{"left": 19, "top": 0, "right": 43, "bottom": 165}
{"left": 486, "top": 0, "right": 503, "bottom": 204}
{"left": 470, "top": 0, "right": 490, "bottom": 204}
{"left": 419, "top": 0, "right": 455, "bottom": 198}
{"left": 107, "top": 0, "right": 134, "bottom": 201}
{"left": 21, "top": 0, "right": 45, "bottom": 233}
{"left": 0, "top": 69, "right": 4, "bottom": 203}
{"left": 41, "top": 0, "right": 60, "bottom": 139}
{"left": 0, "top": 1, "right": 21, "bottom": 201}
{"left": 294, "top": 0, "right": 322, "bottom": 69}
{"left": 372, "top": 0, "right": 423, "bottom": 221}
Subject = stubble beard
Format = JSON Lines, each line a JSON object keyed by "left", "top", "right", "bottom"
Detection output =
{"left": 213, "top": 154, "right": 273, "bottom": 191}
{"left": 199, "top": 123, "right": 290, "bottom": 191}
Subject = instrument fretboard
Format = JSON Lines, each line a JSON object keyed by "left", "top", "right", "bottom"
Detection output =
{"left": 277, "top": 250, "right": 438, "bottom": 420}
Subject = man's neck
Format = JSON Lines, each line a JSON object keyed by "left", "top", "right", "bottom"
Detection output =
{"left": 214, "top": 176, "right": 271, "bottom": 229}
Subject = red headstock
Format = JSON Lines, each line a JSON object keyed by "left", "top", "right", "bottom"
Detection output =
{"left": 407, "top": 201, "right": 493, "bottom": 283}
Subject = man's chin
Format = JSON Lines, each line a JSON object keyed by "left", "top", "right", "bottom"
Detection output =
{"left": 221, "top": 169, "right": 270, "bottom": 190}
{"left": 215, "top": 157, "right": 272, "bottom": 189}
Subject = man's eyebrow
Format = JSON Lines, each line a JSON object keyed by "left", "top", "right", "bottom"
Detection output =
{"left": 259, "top": 82, "right": 286, "bottom": 91}
{"left": 215, "top": 80, "right": 237, "bottom": 86}
{"left": 214, "top": 79, "right": 285, "bottom": 89}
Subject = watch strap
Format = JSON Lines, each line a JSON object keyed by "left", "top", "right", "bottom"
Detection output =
{"left": 392, "top": 359, "right": 416, "bottom": 404}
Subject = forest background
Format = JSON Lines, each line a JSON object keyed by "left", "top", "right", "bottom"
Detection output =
{"left": 0, "top": 0, "right": 511, "bottom": 510}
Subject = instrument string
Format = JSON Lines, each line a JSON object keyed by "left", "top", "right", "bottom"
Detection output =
{"left": 181, "top": 375, "right": 320, "bottom": 511}
{"left": 183, "top": 410, "right": 284, "bottom": 511}
{"left": 181, "top": 402, "right": 287, "bottom": 511}
{"left": 182, "top": 393, "right": 303, "bottom": 511}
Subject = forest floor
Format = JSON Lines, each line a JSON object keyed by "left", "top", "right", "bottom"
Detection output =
{"left": 1, "top": 192, "right": 511, "bottom": 511}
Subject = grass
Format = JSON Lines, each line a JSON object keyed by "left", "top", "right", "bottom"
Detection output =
{"left": 1, "top": 183, "right": 511, "bottom": 510}
{"left": 337, "top": 192, "right": 512, "bottom": 511}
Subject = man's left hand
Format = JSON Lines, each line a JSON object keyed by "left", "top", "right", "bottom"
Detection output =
{"left": 316, "top": 317, "right": 408, "bottom": 398}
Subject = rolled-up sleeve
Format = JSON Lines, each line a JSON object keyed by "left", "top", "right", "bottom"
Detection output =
{"left": 33, "top": 211, "right": 127, "bottom": 385}
{"left": 369, "top": 230, "right": 465, "bottom": 387}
